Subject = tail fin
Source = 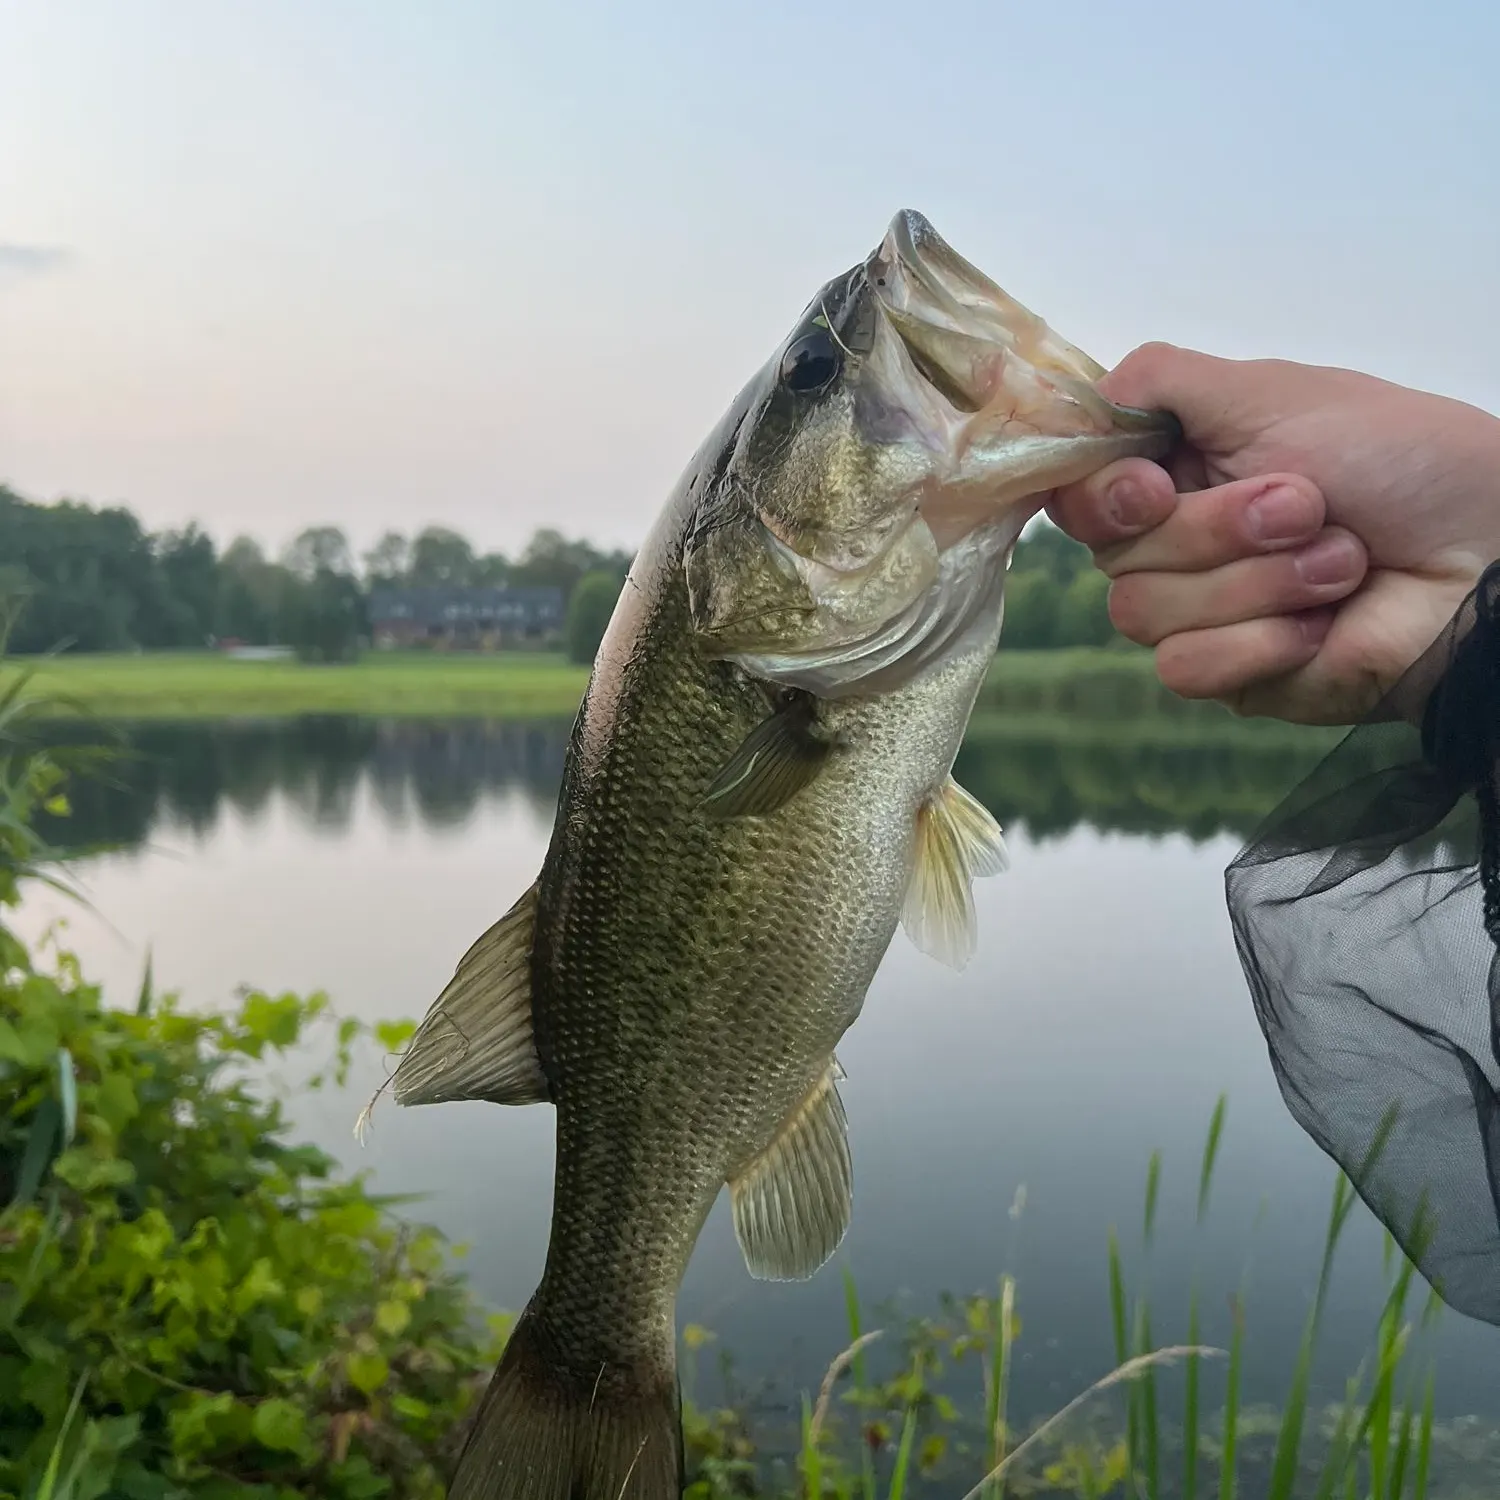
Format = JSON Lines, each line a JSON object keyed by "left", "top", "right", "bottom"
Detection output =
{"left": 448, "top": 1305, "right": 684, "bottom": 1500}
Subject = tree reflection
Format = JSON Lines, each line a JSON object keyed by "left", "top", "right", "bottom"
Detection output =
{"left": 37, "top": 713, "right": 1356, "bottom": 856}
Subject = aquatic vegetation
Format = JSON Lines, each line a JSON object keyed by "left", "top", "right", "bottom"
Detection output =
{"left": 683, "top": 1099, "right": 1461, "bottom": 1498}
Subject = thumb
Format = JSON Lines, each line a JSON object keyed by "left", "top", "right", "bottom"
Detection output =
{"left": 1096, "top": 343, "right": 1270, "bottom": 452}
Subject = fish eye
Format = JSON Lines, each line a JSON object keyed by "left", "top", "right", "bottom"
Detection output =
{"left": 779, "top": 328, "right": 840, "bottom": 394}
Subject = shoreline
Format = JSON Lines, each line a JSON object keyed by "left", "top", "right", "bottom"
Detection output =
{"left": 19, "top": 648, "right": 1332, "bottom": 740}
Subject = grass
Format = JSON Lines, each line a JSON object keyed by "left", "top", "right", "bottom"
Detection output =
{"left": 675, "top": 1095, "right": 1462, "bottom": 1499}
{"left": 17, "top": 644, "right": 1347, "bottom": 733}
{"left": 18, "top": 649, "right": 592, "bottom": 719}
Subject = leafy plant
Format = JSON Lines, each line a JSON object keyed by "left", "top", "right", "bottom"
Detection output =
{"left": 0, "top": 957, "right": 509, "bottom": 1499}
{"left": 0, "top": 647, "right": 504, "bottom": 1498}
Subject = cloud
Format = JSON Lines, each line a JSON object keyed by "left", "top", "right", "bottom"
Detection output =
{"left": 0, "top": 243, "right": 71, "bottom": 278}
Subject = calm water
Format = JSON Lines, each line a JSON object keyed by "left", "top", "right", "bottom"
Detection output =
{"left": 17, "top": 717, "right": 1500, "bottom": 1432}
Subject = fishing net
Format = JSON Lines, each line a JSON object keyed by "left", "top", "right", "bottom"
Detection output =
{"left": 1226, "top": 562, "right": 1500, "bottom": 1324}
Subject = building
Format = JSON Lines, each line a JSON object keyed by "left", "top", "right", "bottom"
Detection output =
{"left": 366, "top": 585, "right": 565, "bottom": 650}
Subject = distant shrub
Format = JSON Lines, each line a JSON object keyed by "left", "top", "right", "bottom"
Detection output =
{"left": 565, "top": 569, "right": 624, "bottom": 666}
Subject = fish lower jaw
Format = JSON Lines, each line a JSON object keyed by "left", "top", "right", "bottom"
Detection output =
{"left": 918, "top": 489, "right": 1039, "bottom": 558}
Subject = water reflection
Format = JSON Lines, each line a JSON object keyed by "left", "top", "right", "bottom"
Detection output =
{"left": 43, "top": 718, "right": 573, "bottom": 850}
{"left": 42, "top": 714, "right": 1337, "bottom": 853}
{"left": 17, "top": 712, "right": 1500, "bottom": 1448}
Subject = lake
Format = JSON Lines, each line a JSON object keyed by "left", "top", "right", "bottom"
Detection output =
{"left": 15, "top": 715, "right": 1500, "bottom": 1451}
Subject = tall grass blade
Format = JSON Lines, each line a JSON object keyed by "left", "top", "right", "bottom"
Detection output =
{"left": 1266, "top": 1173, "right": 1359, "bottom": 1499}
{"left": 1143, "top": 1150, "right": 1162, "bottom": 1246}
{"left": 1197, "top": 1096, "right": 1227, "bottom": 1224}
{"left": 1388, "top": 1389, "right": 1416, "bottom": 1500}
{"left": 841, "top": 1267, "right": 878, "bottom": 1500}
{"left": 136, "top": 947, "right": 155, "bottom": 1016}
{"left": 1309, "top": 1370, "right": 1367, "bottom": 1500}
{"left": 12, "top": 1096, "right": 61, "bottom": 1208}
{"left": 1136, "top": 1303, "right": 1160, "bottom": 1500}
{"left": 56, "top": 1046, "right": 77, "bottom": 1146}
{"left": 982, "top": 1274, "right": 1016, "bottom": 1498}
{"left": 886, "top": 1408, "right": 918, "bottom": 1500}
{"left": 801, "top": 1393, "right": 822, "bottom": 1500}
{"left": 1184, "top": 1292, "right": 1201, "bottom": 1500}
{"left": 1107, "top": 1228, "right": 1140, "bottom": 1494}
{"left": 35, "top": 1369, "right": 89, "bottom": 1500}
{"left": 1218, "top": 1289, "right": 1244, "bottom": 1500}
{"left": 1414, "top": 1374, "right": 1434, "bottom": 1500}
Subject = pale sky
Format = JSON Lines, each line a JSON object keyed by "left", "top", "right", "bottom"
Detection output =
{"left": 2, "top": 0, "right": 1497, "bottom": 561}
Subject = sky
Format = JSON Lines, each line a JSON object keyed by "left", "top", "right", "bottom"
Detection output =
{"left": 2, "top": 0, "right": 1497, "bottom": 563}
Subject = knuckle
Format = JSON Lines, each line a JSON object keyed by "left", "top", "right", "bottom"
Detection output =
{"left": 1121, "top": 341, "right": 1179, "bottom": 378}
{"left": 1106, "top": 577, "right": 1163, "bottom": 645}
{"left": 1100, "top": 343, "right": 1177, "bottom": 406}
{"left": 1154, "top": 638, "right": 1215, "bottom": 698}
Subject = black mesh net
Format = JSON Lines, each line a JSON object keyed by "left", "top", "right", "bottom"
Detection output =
{"left": 1226, "top": 562, "right": 1500, "bottom": 1324}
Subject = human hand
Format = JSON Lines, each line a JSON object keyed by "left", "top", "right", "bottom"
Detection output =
{"left": 1048, "top": 344, "right": 1500, "bottom": 724}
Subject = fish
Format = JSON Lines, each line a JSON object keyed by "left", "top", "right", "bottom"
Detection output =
{"left": 370, "top": 209, "right": 1179, "bottom": 1500}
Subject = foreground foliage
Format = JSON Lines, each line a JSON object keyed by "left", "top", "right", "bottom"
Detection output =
{"left": 0, "top": 953, "right": 507, "bottom": 1498}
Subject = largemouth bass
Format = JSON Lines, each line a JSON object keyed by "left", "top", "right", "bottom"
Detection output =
{"left": 374, "top": 210, "right": 1177, "bottom": 1499}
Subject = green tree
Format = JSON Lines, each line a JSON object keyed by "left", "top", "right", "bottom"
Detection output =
{"left": 1001, "top": 570, "right": 1060, "bottom": 649}
{"left": 215, "top": 538, "right": 304, "bottom": 645}
{"left": 282, "top": 526, "right": 354, "bottom": 582}
{"left": 1055, "top": 568, "right": 1116, "bottom": 647}
{"left": 407, "top": 527, "right": 475, "bottom": 587}
{"left": 512, "top": 528, "right": 631, "bottom": 602}
{"left": 154, "top": 523, "right": 220, "bottom": 646}
{"left": 566, "top": 569, "right": 622, "bottom": 664}
{"left": 0, "top": 487, "right": 157, "bottom": 653}
{"left": 1011, "top": 517, "right": 1089, "bottom": 582}
{"left": 285, "top": 568, "right": 364, "bottom": 663}
{"left": 470, "top": 551, "right": 513, "bottom": 587}
{"left": 362, "top": 530, "right": 411, "bottom": 586}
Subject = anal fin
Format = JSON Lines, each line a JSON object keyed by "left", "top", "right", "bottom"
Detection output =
{"left": 358, "top": 882, "right": 548, "bottom": 1137}
{"left": 901, "top": 776, "right": 1009, "bottom": 971}
{"left": 729, "top": 1057, "right": 852, "bottom": 1282}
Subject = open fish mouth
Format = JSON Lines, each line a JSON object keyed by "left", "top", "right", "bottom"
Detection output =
{"left": 861, "top": 209, "right": 1178, "bottom": 526}
{"left": 682, "top": 211, "right": 1181, "bottom": 690}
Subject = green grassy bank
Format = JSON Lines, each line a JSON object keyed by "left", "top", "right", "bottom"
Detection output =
{"left": 19, "top": 647, "right": 1336, "bottom": 736}
{"left": 21, "top": 650, "right": 593, "bottom": 719}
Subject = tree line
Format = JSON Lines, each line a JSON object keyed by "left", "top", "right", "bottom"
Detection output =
{"left": 0, "top": 481, "right": 1114, "bottom": 661}
{"left": 0, "top": 485, "right": 632, "bottom": 661}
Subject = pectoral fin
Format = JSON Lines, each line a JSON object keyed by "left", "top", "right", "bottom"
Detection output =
{"left": 702, "top": 697, "right": 832, "bottom": 820}
{"left": 901, "top": 776, "right": 1009, "bottom": 971}
{"left": 357, "top": 883, "right": 548, "bottom": 1138}
{"left": 729, "top": 1058, "right": 852, "bottom": 1282}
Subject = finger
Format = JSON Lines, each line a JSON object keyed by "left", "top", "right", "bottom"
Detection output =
{"left": 1154, "top": 610, "right": 1335, "bottom": 704}
{"left": 1164, "top": 445, "right": 1211, "bottom": 493}
{"left": 1094, "top": 342, "right": 1276, "bottom": 453}
{"left": 1046, "top": 458, "right": 1178, "bottom": 551}
{"left": 1107, "top": 529, "right": 1367, "bottom": 646}
{"left": 1098, "top": 473, "right": 1325, "bottom": 578}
